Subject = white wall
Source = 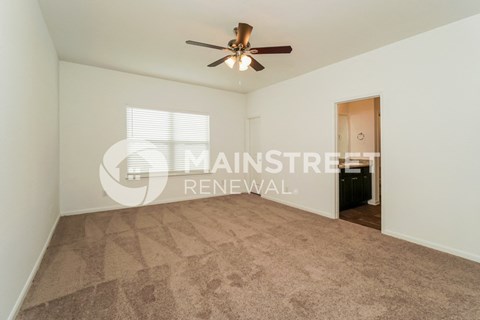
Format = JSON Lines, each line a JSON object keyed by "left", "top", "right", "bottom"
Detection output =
{"left": 0, "top": 0, "right": 59, "bottom": 319}
{"left": 247, "top": 15, "right": 480, "bottom": 262}
{"left": 60, "top": 62, "right": 246, "bottom": 215}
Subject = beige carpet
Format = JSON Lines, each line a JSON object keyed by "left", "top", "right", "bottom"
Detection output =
{"left": 18, "top": 194, "right": 480, "bottom": 319}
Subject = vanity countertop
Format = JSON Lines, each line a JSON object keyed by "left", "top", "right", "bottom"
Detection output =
{"left": 338, "top": 161, "right": 370, "bottom": 169}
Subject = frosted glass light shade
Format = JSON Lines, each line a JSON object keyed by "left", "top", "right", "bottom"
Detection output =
{"left": 240, "top": 55, "right": 252, "bottom": 66}
{"left": 239, "top": 63, "right": 248, "bottom": 71}
{"left": 224, "top": 56, "right": 236, "bottom": 68}
{"left": 239, "top": 55, "right": 252, "bottom": 71}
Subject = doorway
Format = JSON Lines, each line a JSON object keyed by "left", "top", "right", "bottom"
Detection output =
{"left": 335, "top": 97, "right": 381, "bottom": 230}
{"left": 248, "top": 117, "right": 262, "bottom": 195}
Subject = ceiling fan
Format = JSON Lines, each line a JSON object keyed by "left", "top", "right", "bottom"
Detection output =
{"left": 186, "top": 23, "right": 292, "bottom": 72}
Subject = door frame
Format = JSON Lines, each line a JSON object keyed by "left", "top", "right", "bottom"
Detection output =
{"left": 333, "top": 93, "right": 384, "bottom": 231}
{"left": 246, "top": 116, "right": 261, "bottom": 195}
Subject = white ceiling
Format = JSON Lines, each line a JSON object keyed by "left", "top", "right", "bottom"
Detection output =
{"left": 38, "top": 0, "right": 480, "bottom": 93}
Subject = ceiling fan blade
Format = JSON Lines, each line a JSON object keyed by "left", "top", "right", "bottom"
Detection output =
{"left": 208, "top": 55, "right": 233, "bottom": 67}
{"left": 186, "top": 40, "right": 230, "bottom": 51}
{"left": 236, "top": 23, "right": 253, "bottom": 47}
{"left": 249, "top": 46, "right": 293, "bottom": 54}
{"left": 249, "top": 56, "right": 265, "bottom": 71}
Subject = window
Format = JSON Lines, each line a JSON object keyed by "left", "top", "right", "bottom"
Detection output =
{"left": 126, "top": 107, "right": 210, "bottom": 175}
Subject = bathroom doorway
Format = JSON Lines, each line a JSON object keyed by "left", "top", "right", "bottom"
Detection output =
{"left": 335, "top": 96, "right": 381, "bottom": 230}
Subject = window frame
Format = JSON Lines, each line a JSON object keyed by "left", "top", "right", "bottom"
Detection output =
{"left": 125, "top": 106, "right": 212, "bottom": 178}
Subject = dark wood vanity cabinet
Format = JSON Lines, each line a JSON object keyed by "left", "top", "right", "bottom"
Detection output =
{"left": 339, "top": 167, "right": 372, "bottom": 211}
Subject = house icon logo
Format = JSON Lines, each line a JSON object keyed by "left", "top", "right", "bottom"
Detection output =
{"left": 99, "top": 139, "right": 168, "bottom": 207}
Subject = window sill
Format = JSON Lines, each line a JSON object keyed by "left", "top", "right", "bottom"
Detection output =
{"left": 125, "top": 170, "right": 212, "bottom": 180}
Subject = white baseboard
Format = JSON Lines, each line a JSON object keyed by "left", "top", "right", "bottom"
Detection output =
{"left": 383, "top": 229, "right": 480, "bottom": 263}
{"left": 261, "top": 197, "right": 480, "bottom": 264}
{"left": 8, "top": 214, "right": 60, "bottom": 320}
{"left": 367, "top": 200, "right": 380, "bottom": 205}
{"left": 261, "top": 195, "right": 335, "bottom": 219}
{"left": 61, "top": 193, "right": 235, "bottom": 216}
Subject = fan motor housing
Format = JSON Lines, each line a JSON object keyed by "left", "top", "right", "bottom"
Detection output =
{"left": 228, "top": 39, "right": 250, "bottom": 51}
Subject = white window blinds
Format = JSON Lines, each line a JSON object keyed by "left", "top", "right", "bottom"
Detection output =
{"left": 126, "top": 107, "right": 210, "bottom": 174}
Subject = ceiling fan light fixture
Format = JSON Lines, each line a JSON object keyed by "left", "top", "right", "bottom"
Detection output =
{"left": 225, "top": 56, "right": 236, "bottom": 68}
{"left": 239, "top": 64, "right": 248, "bottom": 71}
{"left": 238, "top": 55, "right": 252, "bottom": 71}
{"left": 186, "top": 22, "right": 292, "bottom": 72}
{"left": 240, "top": 54, "right": 252, "bottom": 66}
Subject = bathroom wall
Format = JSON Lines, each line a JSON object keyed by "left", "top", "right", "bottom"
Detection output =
{"left": 346, "top": 98, "right": 376, "bottom": 157}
